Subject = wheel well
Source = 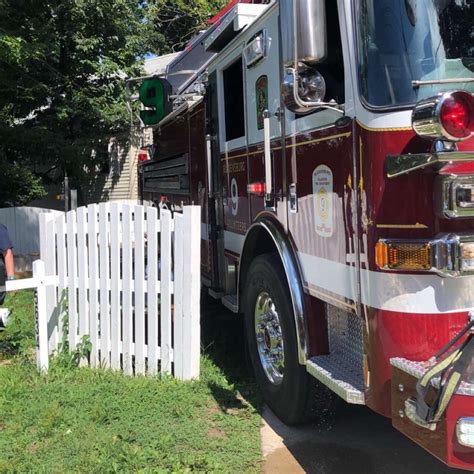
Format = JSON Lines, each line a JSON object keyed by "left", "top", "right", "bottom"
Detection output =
{"left": 239, "top": 226, "right": 279, "bottom": 307}
{"left": 238, "top": 220, "right": 308, "bottom": 364}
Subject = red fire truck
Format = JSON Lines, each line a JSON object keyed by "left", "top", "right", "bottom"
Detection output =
{"left": 136, "top": 0, "right": 474, "bottom": 469}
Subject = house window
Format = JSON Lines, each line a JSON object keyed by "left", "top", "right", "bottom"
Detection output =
{"left": 223, "top": 57, "right": 245, "bottom": 141}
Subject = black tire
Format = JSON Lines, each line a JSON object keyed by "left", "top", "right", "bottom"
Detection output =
{"left": 243, "top": 253, "right": 312, "bottom": 425}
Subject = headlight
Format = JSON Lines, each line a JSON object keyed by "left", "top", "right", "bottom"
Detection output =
{"left": 456, "top": 417, "right": 474, "bottom": 448}
{"left": 282, "top": 68, "right": 326, "bottom": 114}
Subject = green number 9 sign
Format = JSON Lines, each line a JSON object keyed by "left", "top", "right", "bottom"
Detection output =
{"left": 139, "top": 78, "right": 172, "bottom": 126}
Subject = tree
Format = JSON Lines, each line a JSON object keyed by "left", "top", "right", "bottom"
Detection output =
{"left": 0, "top": 0, "right": 227, "bottom": 207}
{"left": 0, "top": 0, "right": 154, "bottom": 206}
{"left": 0, "top": 161, "right": 46, "bottom": 207}
{"left": 149, "top": 0, "right": 228, "bottom": 53}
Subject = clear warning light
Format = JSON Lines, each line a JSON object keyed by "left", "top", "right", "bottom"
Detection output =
{"left": 461, "top": 242, "right": 474, "bottom": 272}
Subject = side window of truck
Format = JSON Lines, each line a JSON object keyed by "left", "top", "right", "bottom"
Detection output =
{"left": 303, "top": 1, "right": 344, "bottom": 109}
{"left": 293, "top": 1, "right": 345, "bottom": 125}
{"left": 223, "top": 57, "right": 245, "bottom": 142}
{"left": 319, "top": 0, "right": 345, "bottom": 105}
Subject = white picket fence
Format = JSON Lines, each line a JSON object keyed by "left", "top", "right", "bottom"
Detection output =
{"left": 4, "top": 203, "right": 201, "bottom": 379}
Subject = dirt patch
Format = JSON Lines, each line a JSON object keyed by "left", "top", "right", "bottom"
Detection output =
{"left": 208, "top": 427, "right": 227, "bottom": 439}
{"left": 28, "top": 442, "right": 40, "bottom": 453}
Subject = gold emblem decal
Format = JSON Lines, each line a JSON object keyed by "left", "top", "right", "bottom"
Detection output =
{"left": 313, "top": 165, "right": 333, "bottom": 238}
{"left": 317, "top": 188, "right": 329, "bottom": 221}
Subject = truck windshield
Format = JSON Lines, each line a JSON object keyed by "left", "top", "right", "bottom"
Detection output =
{"left": 356, "top": 0, "right": 474, "bottom": 108}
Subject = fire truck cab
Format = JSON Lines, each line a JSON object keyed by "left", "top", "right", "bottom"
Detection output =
{"left": 137, "top": 0, "right": 474, "bottom": 469}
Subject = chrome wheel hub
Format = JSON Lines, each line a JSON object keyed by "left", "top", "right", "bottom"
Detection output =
{"left": 255, "top": 292, "right": 285, "bottom": 385}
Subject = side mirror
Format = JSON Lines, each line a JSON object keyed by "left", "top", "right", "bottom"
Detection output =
{"left": 280, "top": 0, "right": 327, "bottom": 67}
{"left": 139, "top": 78, "right": 172, "bottom": 126}
{"left": 282, "top": 67, "right": 326, "bottom": 114}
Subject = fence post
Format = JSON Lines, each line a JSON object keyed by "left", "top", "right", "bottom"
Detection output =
{"left": 160, "top": 209, "right": 172, "bottom": 375}
{"left": 34, "top": 260, "right": 49, "bottom": 373}
{"left": 122, "top": 205, "right": 133, "bottom": 375}
{"left": 146, "top": 206, "right": 159, "bottom": 376}
{"left": 182, "top": 206, "right": 201, "bottom": 380}
{"left": 173, "top": 213, "right": 184, "bottom": 380}
{"left": 39, "top": 212, "right": 58, "bottom": 353}
{"left": 134, "top": 205, "right": 146, "bottom": 375}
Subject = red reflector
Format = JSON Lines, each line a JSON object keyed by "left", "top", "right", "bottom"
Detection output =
{"left": 247, "top": 182, "right": 266, "bottom": 195}
{"left": 138, "top": 150, "right": 150, "bottom": 163}
{"left": 440, "top": 92, "right": 474, "bottom": 140}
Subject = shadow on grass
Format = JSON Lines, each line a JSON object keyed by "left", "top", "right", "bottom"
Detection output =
{"left": 200, "top": 292, "right": 263, "bottom": 415}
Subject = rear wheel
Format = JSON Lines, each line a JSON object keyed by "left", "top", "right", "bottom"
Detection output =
{"left": 243, "top": 253, "right": 311, "bottom": 424}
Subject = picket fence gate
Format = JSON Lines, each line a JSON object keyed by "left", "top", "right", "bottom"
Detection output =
{"left": 27, "top": 202, "right": 201, "bottom": 379}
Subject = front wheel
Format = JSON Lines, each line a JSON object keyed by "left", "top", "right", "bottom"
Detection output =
{"left": 243, "top": 253, "right": 311, "bottom": 424}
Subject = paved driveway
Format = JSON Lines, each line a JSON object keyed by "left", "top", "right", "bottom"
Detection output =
{"left": 262, "top": 403, "right": 471, "bottom": 474}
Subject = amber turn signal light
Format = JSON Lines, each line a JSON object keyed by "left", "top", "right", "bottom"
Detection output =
{"left": 376, "top": 241, "right": 432, "bottom": 271}
{"left": 376, "top": 235, "right": 474, "bottom": 276}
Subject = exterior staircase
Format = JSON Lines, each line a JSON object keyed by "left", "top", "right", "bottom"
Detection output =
{"left": 103, "top": 141, "right": 138, "bottom": 202}
{"left": 84, "top": 126, "right": 152, "bottom": 204}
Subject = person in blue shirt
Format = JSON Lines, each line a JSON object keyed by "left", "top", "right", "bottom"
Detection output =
{"left": 0, "top": 223, "right": 14, "bottom": 283}
{"left": 0, "top": 224, "right": 14, "bottom": 316}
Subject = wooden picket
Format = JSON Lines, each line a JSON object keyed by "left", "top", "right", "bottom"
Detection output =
{"left": 33, "top": 202, "right": 201, "bottom": 379}
{"left": 87, "top": 205, "right": 100, "bottom": 366}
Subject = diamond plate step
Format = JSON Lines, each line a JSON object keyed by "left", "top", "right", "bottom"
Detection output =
{"left": 307, "top": 355, "right": 365, "bottom": 405}
{"left": 221, "top": 294, "right": 238, "bottom": 313}
{"left": 391, "top": 357, "right": 474, "bottom": 397}
{"left": 208, "top": 288, "right": 224, "bottom": 299}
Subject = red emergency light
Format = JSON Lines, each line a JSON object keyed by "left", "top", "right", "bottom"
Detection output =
{"left": 439, "top": 92, "right": 474, "bottom": 140}
{"left": 247, "top": 182, "right": 266, "bottom": 196}
{"left": 138, "top": 147, "right": 150, "bottom": 163}
{"left": 412, "top": 90, "right": 474, "bottom": 142}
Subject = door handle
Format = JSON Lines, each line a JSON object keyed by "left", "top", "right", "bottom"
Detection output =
{"left": 206, "top": 134, "right": 213, "bottom": 198}
{"left": 263, "top": 110, "right": 272, "bottom": 201}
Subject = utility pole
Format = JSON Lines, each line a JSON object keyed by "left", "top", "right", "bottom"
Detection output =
{"left": 64, "top": 172, "right": 69, "bottom": 212}
{"left": 70, "top": 189, "right": 77, "bottom": 211}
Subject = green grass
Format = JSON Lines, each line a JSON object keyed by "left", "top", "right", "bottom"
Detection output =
{"left": 0, "top": 292, "right": 262, "bottom": 473}
{"left": 0, "top": 290, "right": 36, "bottom": 358}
